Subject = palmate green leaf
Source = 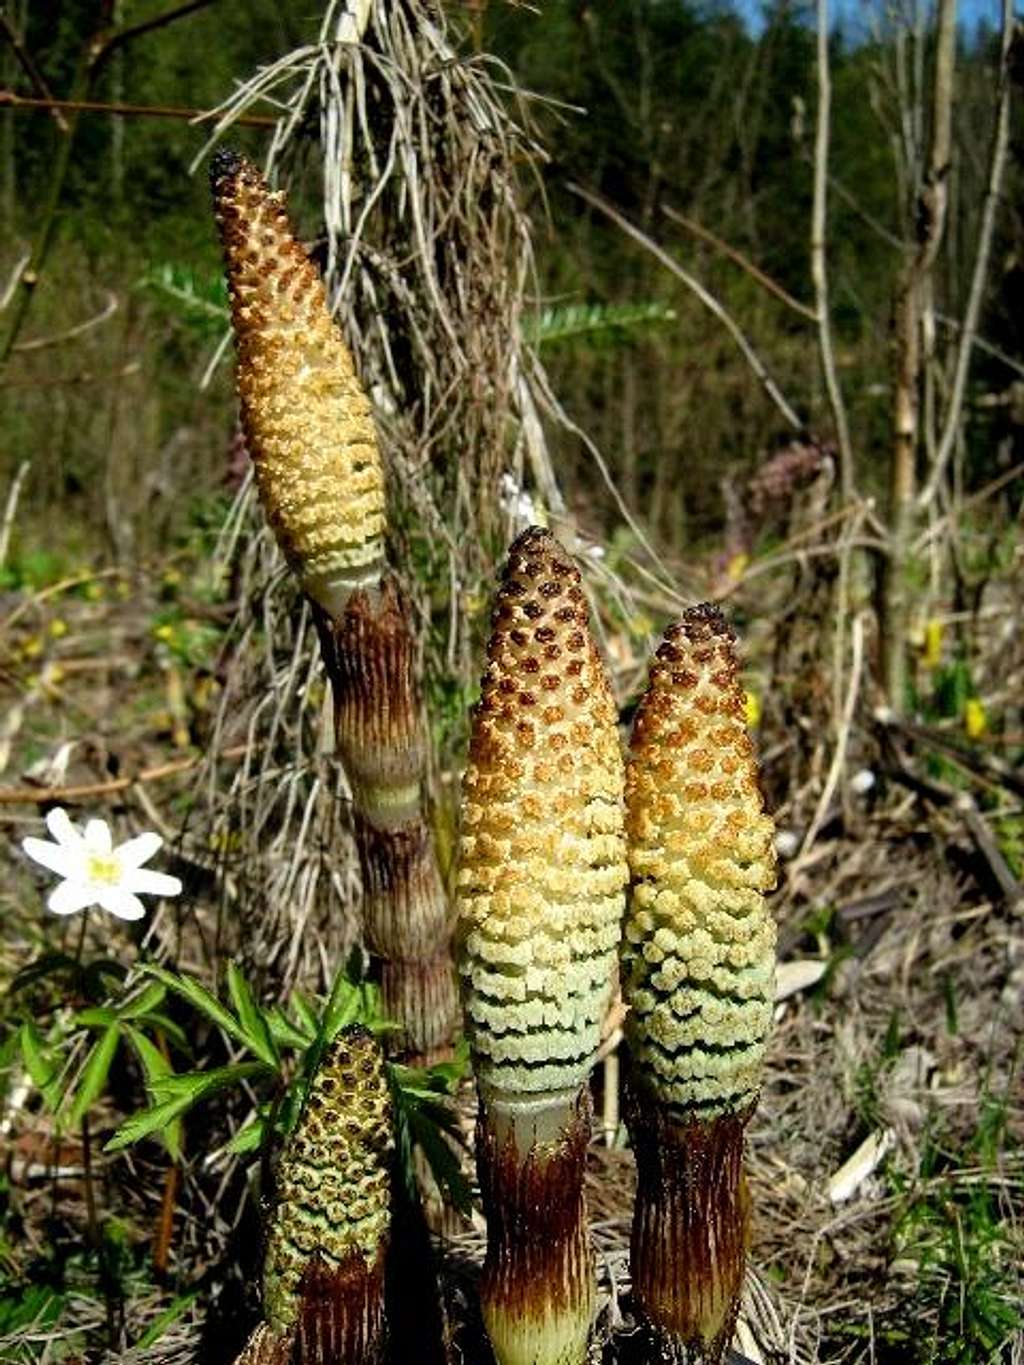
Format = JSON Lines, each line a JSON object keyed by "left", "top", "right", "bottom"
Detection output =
{"left": 122, "top": 1025, "right": 182, "bottom": 1161}
{"left": 143, "top": 964, "right": 250, "bottom": 1054}
{"left": 67, "top": 1022, "right": 121, "bottom": 1127}
{"left": 226, "top": 960, "right": 279, "bottom": 1070}
{"left": 118, "top": 981, "right": 167, "bottom": 1020}
{"left": 19, "top": 1020, "right": 62, "bottom": 1113}
{"left": 105, "top": 1060, "right": 270, "bottom": 1153}
{"left": 134, "top": 1011, "right": 191, "bottom": 1057}
{"left": 223, "top": 1113, "right": 266, "bottom": 1156}
{"left": 264, "top": 1004, "right": 313, "bottom": 1052}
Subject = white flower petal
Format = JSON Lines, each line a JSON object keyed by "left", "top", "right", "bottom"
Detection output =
{"left": 123, "top": 868, "right": 182, "bottom": 898}
{"left": 45, "top": 808, "right": 82, "bottom": 847}
{"left": 96, "top": 887, "right": 146, "bottom": 921}
{"left": 83, "top": 819, "right": 112, "bottom": 853}
{"left": 116, "top": 832, "right": 163, "bottom": 868}
{"left": 47, "top": 879, "right": 98, "bottom": 916}
{"left": 22, "top": 837, "right": 80, "bottom": 879}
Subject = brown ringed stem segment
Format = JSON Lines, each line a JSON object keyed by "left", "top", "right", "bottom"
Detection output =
{"left": 626, "top": 1094, "right": 751, "bottom": 1364}
{"left": 622, "top": 604, "right": 776, "bottom": 1362}
{"left": 477, "top": 1090, "right": 595, "bottom": 1365}
{"left": 314, "top": 581, "right": 459, "bottom": 1058}
{"left": 210, "top": 148, "right": 386, "bottom": 616}
{"left": 314, "top": 581, "right": 426, "bottom": 833}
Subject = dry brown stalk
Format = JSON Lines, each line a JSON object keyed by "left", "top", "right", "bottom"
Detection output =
{"left": 0, "top": 743, "right": 252, "bottom": 806}
{"left": 0, "top": 89, "right": 276, "bottom": 127}
{"left": 882, "top": 0, "right": 957, "bottom": 712}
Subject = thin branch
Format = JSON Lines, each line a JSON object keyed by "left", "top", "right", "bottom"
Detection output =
{"left": 0, "top": 89, "right": 276, "bottom": 127}
{"left": 812, "top": 0, "right": 855, "bottom": 497}
{"left": 0, "top": 744, "right": 251, "bottom": 806}
{"left": 0, "top": 460, "right": 30, "bottom": 571}
{"left": 570, "top": 183, "right": 802, "bottom": 430}
{"left": 0, "top": 12, "right": 69, "bottom": 132}
{"left": 661, "top": 204, "right": 818, "bottom": 322}
{"left": 88, "top": 0, "right": 221, "bottom": 75}
{"left": 13, "top": 291, "right": 118, "bottom": 352}
{"left": 917, "top": 0, "right": 1014, "bottom": 510}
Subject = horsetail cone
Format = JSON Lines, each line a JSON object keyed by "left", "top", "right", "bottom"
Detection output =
{"left": 263, "top": 1027, "right": 392, "bottom": 1363}
{"left": 458, "top": 526, "right": 627, "bottom": 1103}
{"left": 622, "top": 604, "right": 777, "bottom": 1362}
{"left": 457, "top": 526, "right": 628, "bottom": 1365}
{"left": 210, "top": 150, "right": 386, "bottom": 616}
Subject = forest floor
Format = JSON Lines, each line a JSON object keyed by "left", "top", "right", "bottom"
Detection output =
{"left": 0, "top": 528, "right": 1021, "bottom": 1365}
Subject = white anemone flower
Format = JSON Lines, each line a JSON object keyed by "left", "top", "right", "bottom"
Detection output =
{"left": 22, "top": 808, "right": 182, "bottom": 921}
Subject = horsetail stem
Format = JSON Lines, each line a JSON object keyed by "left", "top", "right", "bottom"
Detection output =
{"left": 622, "top": 604, "right": 777, "bottom": 1362}
{"left": 458, "top": 527, "right": 628, "bottom": 1365}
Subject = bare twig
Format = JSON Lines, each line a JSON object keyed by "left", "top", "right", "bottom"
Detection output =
{"left": 882, "top": 0, "right": 957, "bottom": 712}
{"left": 13, "top": 291, "right": 118, "bottom": 352}
{"left": 0, "top": 460, "right": 29, "bottom": 571}
{"left": 917, "top": 0, "right": 1015, "bottom": 510}
{"left": 661, "top": 205, "right": 818, "bottom": 322}
{"left": 0, "top": 743, "right": 252, "bottom": 806}
{"left": 0, "top": 12, "right": 70, "bottom": 132}
{"left": 570, "top": 183, "right": 802, "bottom": 430}
{"left": 795, "top": 611, "right": 866, "bottom": 859}
{"left": 88, "top": 0, "right": 220, "bottom": 74}
{"left": 0, "top": 89, "right": 276, "bottom": 127}
{"left": 811, "top": 0, "right": 855, "bottom": 498}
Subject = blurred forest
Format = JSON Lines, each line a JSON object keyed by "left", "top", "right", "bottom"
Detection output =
{"left": 2, "top": 0, "right": 1019, "bottom": 561}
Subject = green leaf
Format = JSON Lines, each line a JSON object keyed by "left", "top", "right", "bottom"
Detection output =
{"left": 226, "top": 961, "right": 279, "bottom": 1070}
{"left": 20, "top": 1020, "right": 62, "bottom": 1113}
{"left": 265, "top": 1004, "right": 313, "bottom": 1051}
{"left": 67, "top": 1023, "right": 121, "bottom": 1127}
{"left": 134, "top": 1011, "right": 191, "bottom": 1056}
{"left": 524, "top": 300, "right": 676, "bottom": 350}
{"left": 133, "top": 1291, "right": 199, "bottom": 1351}
{"left": 74, "top": 1006, "right": 117, "bottom": 1030}
{"left": 320, "top": 965, "right": 364, "bottom": 1042}
{"left": 289, "top": 990, "right": 318, "bottom": 1039}
{"left": 143, "top": 965, "right": 250, "bottom": 1052}
{"left": 118, "top": 981, "right": 167, "bottom": 1020}
{"left": 105, "top": 1061, "right": 270, "bottom": 1153}
{"left": 122, "top": 1025, "right": 181, "bottom": 1161}
{"left": 105, "top": 1096, "right": 192, "bottom": 1153}
{"left": 223, "top": 1115, "right": 266, "bottom": 1156}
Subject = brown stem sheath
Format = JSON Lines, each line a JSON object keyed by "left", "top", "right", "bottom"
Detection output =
{"left": 476, "top": 1091, "right": 594, "bottom": 1365}
{"left": 314, "top": 584, "right": 457, "bottom": 1061}
{"left": 626, "top": 1095, "right": 751, "bottom": 1364}
{"left": 294, "top": 1249, "right": 388, "bottom": 1365}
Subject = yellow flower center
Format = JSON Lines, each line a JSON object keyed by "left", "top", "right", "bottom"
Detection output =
{"left": 86, "top": 853, "right": 122, "bottom": 886}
